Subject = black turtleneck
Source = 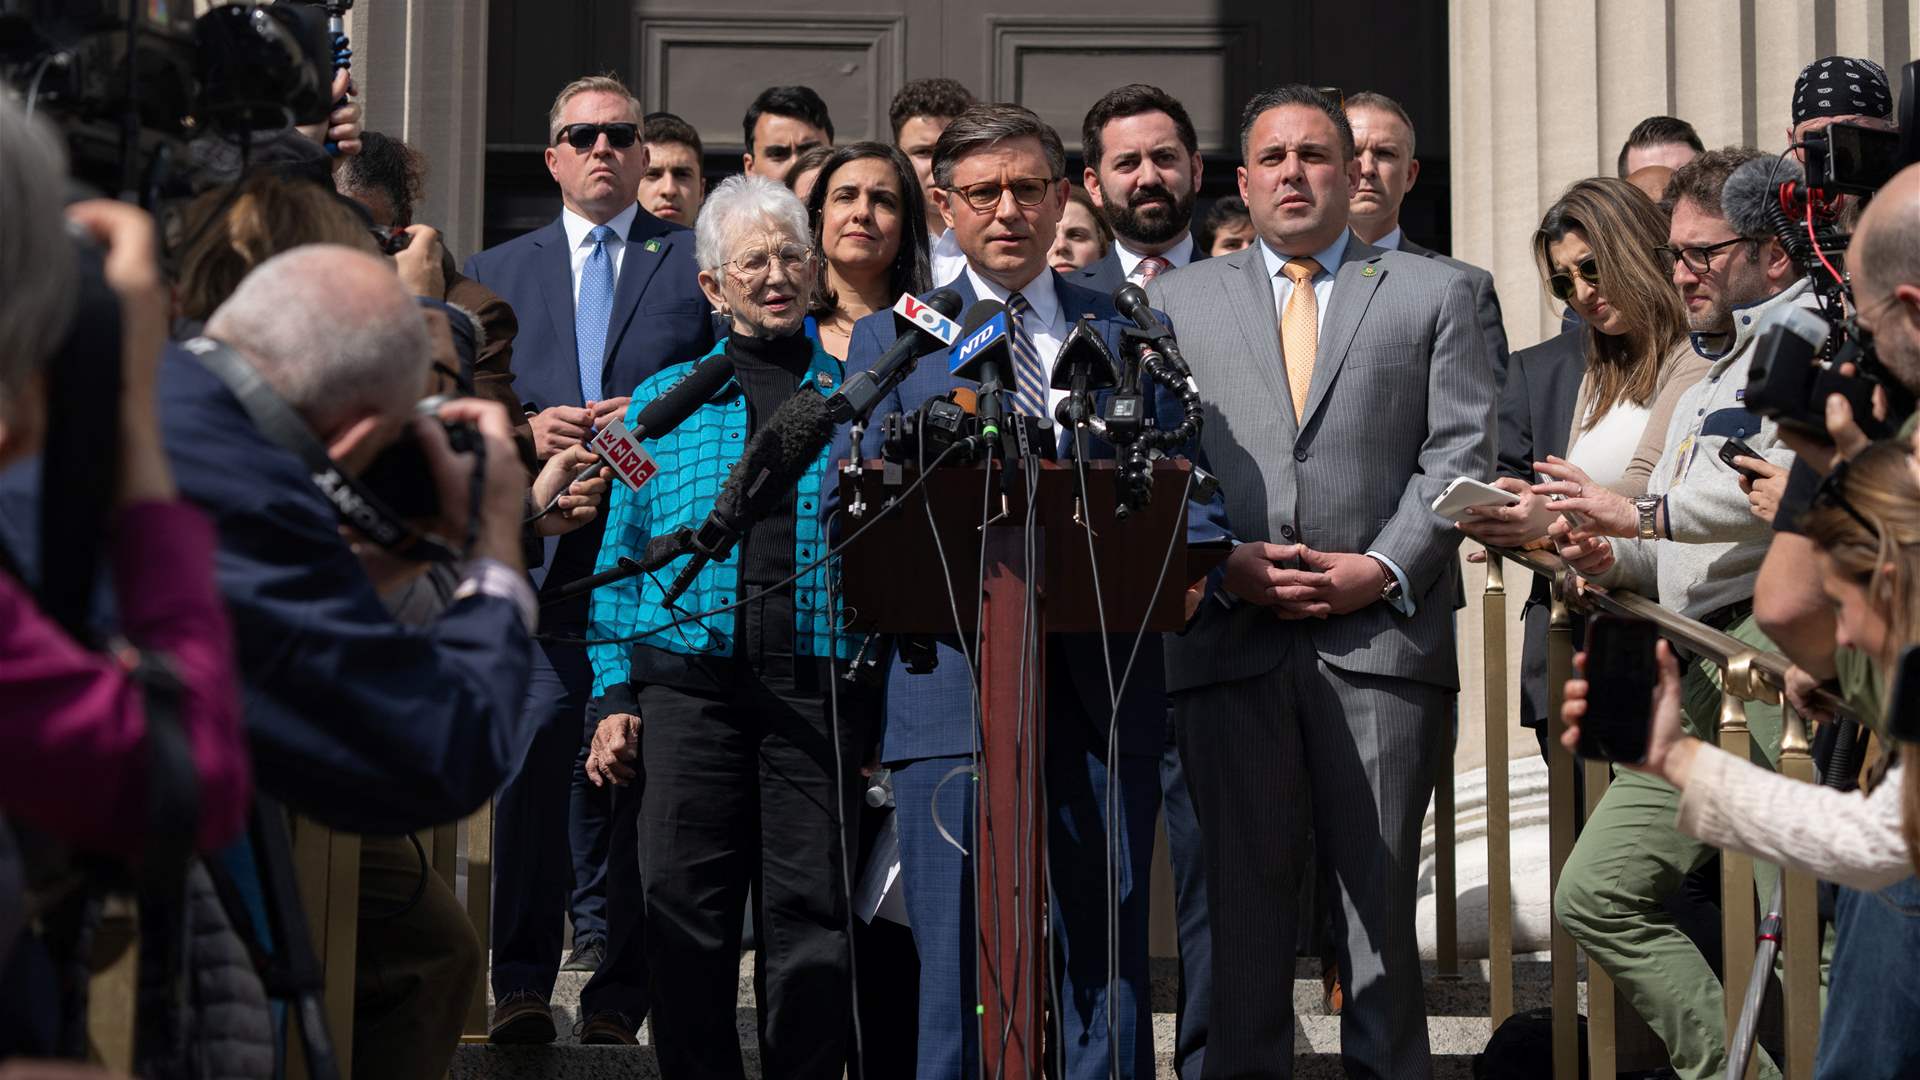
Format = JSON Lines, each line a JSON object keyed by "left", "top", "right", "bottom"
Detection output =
{"left": 727, "top": 329, "right": 814, "bottom": 661}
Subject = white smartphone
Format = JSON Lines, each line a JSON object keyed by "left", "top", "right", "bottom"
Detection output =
{"left": 1431, "top": 476, "right": 1522, "bottom": 519}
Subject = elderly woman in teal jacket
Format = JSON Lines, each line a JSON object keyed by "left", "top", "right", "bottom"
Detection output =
{"left": 579, "top": 174, "right": 871, "bottom": 1078}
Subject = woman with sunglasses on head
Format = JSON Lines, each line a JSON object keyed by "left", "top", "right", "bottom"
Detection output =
{"left": 802, "top": 142, "right": 932, "bottom": 362}
{"left": 579, "top": 174, "right": 873, "bottom": 1078}
{"left": 1455, "top": 178, "right": 1707, "bottom": 755}
{"left": 1562, "top": 439, "right": 1920, "bottom": 1079}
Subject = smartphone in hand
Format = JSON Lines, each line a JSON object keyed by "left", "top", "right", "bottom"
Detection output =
{"left": 1718, "top": 437, "right": 1767, "bottom": 481}
{"left": 1577, "top": 615, "right": 1662, "bottom": 763}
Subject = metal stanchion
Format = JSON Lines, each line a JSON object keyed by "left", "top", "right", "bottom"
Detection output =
{"left": 463, "top": 800, "right": 495, "bottom": 1040}
{"left": 1777, "top": 705, "right": 1820, "bottom": 1078}
{"left": 1583, "top": 750, "right": 1617, "bottom": 1080}
{"left": 1546, "top": 579, "right": 1580, "bottom": 1080}
{"left": 1717, "top": 654, "right": 1761, "bottom": 1080}
{"left": 1482, "top": 554, "right": 1513, "bottom": 1024}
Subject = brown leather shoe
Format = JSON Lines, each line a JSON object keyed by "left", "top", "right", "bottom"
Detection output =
{"left": 577, "top": 1011, "right": 639, "bottom": 1046}
{"left": 488, "top": 990, "right": 556, "bottom": 1044}
{"left": 1322, "top": 962, "right": 1344, "bottom": 1016}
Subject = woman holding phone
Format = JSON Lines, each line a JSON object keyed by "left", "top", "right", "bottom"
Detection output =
{"left": 1562, "top": 439, "right": 1920, "bottom": 1079}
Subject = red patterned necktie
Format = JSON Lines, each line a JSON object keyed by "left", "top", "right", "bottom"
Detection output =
{"left": 1136, "top": 255, "right": 1171, "bottom": 283}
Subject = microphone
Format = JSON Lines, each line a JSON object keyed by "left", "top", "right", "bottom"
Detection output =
{"left": 631, "top": 350, "right": 737, "bottom": 439}
{"left": 661, "top": 387, "right": 839, "bottom": 605}
{"left": 827, "top": 288, "right": 964, "bottom": 423}
{"left": 948, "top": 299, "right": 1011, "bottom": 442}
{"left": 1111, "top": 282, "right": 1195, "bottom": 383}
{"left": 1722, "top": 155, "right": 1805, "bottom": 239}
{"left": 539, "top": 351, "right": 736, "bottom": 517}
{"left": 1050, "top": 315, "right": 1122, "bottom": 429}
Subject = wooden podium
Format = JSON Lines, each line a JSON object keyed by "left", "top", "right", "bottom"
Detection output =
{"left": 839, "top": 457, "right": 1219, "bottom": 1078}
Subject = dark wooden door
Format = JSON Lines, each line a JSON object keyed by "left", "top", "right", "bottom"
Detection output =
{"left": 483, "top": 2, "right": 1452, "bottom": 255}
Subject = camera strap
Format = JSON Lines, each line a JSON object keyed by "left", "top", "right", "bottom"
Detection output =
{"left": 182, "top": 337, "right": 461, "bottom": 564}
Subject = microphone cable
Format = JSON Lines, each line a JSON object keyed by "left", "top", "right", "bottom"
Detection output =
{"left": 821, "top": 540, "right": 866, "bottom": 1080}
{"left": 536, "top": 440, "right": 965, "bottom": 649}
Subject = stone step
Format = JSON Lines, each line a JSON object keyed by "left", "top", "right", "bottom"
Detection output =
{"left": 453, "top": 954, "right": 1581, "bottom": 1078}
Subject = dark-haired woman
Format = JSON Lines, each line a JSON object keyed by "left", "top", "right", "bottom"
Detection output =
{"left": 803, "top": 142, "right": 932, "bottom": 361}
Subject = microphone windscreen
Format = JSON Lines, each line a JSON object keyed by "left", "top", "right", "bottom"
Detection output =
{"left": 923, "top": 287, "right": 965, "bottom": 320}
{"left": 633, "top": 351, "right": 736, "bottom": 437}
{"left": 717, "top": 388, "right": 837, "bottom": 522}
{"left": 957, "top": 298, "right": 1006, "bottom": 336}
{"left": 1722, "top": 155, "right": 1802, "bottom": 239}
{"left": 1112, "top": 282, "right": 1154, "bottom": 326}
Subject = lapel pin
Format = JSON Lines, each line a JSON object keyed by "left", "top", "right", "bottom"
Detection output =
{"left": 1362, "top": 265, "right": 1377, "bottom": 277}
{"left": 815, "top": 371, "right": 835, "bottom": 389}
{"left": 644, "top": 238, "right": 662, "bottom": 253}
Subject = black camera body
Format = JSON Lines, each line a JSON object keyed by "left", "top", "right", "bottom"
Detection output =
{"left": 357, "top": 396, "right": 480, "bottom": 521}
{"left": 1745, "top": 315, "right": 1889, "bottom": 443}
{"left": 1, "top": 1, "right": 337, "bottom": 200}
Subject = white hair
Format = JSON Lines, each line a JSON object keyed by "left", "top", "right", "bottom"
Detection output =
{"left": 205, "top": 245, "right": 431, "bottom": 433}
{"left": 0, "top": 93, "right": 79, "bottom": 412}
{"left": 694, "top": 174, "right": 812, "bottom": 271}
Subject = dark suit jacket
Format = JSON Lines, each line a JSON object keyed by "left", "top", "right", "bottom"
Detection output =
{"left": 1494, "top": 327, "right": 1586, "bottom": 727}
{"left": 159, "top": 347, "right": 535, "bottom": 833}
{"left": 1068, "top": 243, "right": 1209, "bottom": 296}
{"left": 832, "top": 270, "right": 1228, "bottom": 761}
{"left": 463, "top": 209, "right": 714, "bottom": 617}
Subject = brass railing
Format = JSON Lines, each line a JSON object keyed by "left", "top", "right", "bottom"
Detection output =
{"left": 1459, "top": 542, "right": 1855, "bottom": 1079}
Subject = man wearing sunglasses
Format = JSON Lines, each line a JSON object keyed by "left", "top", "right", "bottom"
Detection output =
{"left": 464, "top": 72, "right": 713, "bottom": 1044}
{"left": 1538, "top": 146, "right": 1813, "bottom": 1080}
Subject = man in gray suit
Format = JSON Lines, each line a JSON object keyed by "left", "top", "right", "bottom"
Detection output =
{"left": 1147, "top": 84, "right": 1495, "bottom": 1078}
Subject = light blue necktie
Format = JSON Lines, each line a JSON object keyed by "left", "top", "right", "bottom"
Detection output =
{"left": 1006, "top": 291, "right": 1049, "bottom": 418}
{"left": 575, "top": 224, "right": 616, "bottom": 403}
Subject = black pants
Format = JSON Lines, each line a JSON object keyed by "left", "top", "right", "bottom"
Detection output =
{"left": 637, "top": 657, "right": 862, "bottom": 1080}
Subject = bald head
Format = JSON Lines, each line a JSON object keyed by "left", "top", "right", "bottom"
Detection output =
{"left": 206, "top": 245, "right": 431, "bottom": 436}
{"left": 1851, "top": 164, "right": 1920, "bottom": 391}
{"left": 1625, "top": 165, "right": 1673, "bottom": 205}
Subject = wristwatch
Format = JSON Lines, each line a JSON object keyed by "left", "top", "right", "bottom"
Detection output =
{"left": 1634, "top": 495, "right": 1662, "bottom": 540}
{"left": 1369, "top": 555, "right": 1403, "bottom": 605}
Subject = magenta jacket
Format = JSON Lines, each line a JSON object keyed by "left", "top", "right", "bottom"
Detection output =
{"left": 1, "top": 500, "right": 249, "bottom": 856}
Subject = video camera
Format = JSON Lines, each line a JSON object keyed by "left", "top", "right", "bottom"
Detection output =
{"left": 1737, "top": 58, "right": 1920, "bottom": 442}
{"left": 0, "top": 0, "right": 343, "bottom": 203}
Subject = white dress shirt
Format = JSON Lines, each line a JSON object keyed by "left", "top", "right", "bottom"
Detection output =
{"left": 1116, "top": 232, "right": 1197, "bottom": 283}
{"left": 561, "top": 202, "right": 639, "bottom": 308}
{"left": 1257, "top": 228, "right": 1350, "bottom": 338}
{"left": 962, "top": 263, "right": 1070, "bottom": 415}
{"left": 930, "top": 228, "right": 968, "bottom": 290}
{"left": 1256, "top": 228, "right": 1415, "bottom": 616}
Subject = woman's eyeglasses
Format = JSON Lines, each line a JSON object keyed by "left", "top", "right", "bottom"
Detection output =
{"left": 726, "top": 244, "right": 815, "bottom": 285}
{"left": 553, "top": 122, "right": 639, "bottom": 151}
{"left": 1814, "top": 458, "right": 1882, "bottom": 540}
{"left": 1547, "top": 257, "right": 1601, "bottom": 302}
{"left": 1653, "top": 237, "right": 1754, "bottom": 274}
{"left": 945, "top": 176, "right": 1056, "bottom": 213}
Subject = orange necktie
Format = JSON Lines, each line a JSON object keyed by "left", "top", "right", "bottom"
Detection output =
{"left": 1279, "top": 257, "right": 1322, "bottom": 421}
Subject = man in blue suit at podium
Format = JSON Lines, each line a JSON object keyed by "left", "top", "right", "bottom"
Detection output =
{"left": 463, "top": 73, "right": 713, "bottom": 1042}
{"left": 836, "top": 102, "right": 1222, "bottom": 1080}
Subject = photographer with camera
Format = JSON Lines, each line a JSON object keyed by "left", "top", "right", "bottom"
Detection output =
{"left": 0, "top": 99, "right": 251, "bottom": 862}
{"left": 1564, "top": 437, "right": 1920, "bottom": 1079}
{"left": 1756, "top": 161, "right": 1920, "bottom": 731}
{"left": 1534, "top": 146, "right": 1808, "bottom": 1080}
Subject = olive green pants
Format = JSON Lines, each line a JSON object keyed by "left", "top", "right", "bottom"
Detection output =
{"left": 1552, "top": 614, "right": 1787, "bottom": 1080}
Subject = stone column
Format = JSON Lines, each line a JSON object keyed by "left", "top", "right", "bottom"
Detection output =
{"left": 1448, "top": 0, "right": 1916, "bottom": 355}
{"left": 345, "top": 0, "right": 491, "bottom": 262}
